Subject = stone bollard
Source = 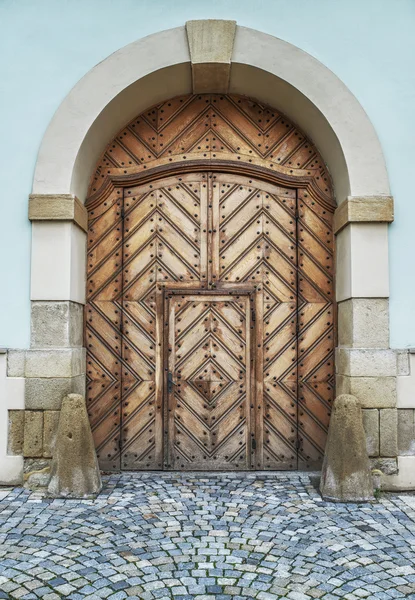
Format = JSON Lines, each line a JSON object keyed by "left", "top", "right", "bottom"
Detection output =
{"left": 320, "top": 394, "right": 374, "bottom": 502}
{"left": 48, "top": 394, "right": 102, "bottom": 498}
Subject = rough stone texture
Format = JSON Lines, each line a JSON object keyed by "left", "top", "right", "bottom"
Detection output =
{"left": 383, "top": 455, "right": 415, "bottom": 490}
{"left": 397, "top": 349, "right": 410, "bottom": 376}
{"left": 4, "top": 472, "right": 415, "bottom": 599}
{"left": 7, "top": 410, "right": 24, "bottom": 455}
{"left": 23, "top": 411, "right": 43, "bottom": 458}
{"left": 320, "top": 394, "right": 374, "bottom": 502}
{"left": 23, "top": 458, "right": 51, "bottom": 488}
{"left": 370, "top": 457, "right": 399, "bottom": 475}
{"left": 380, "top": 408, "right": 398, "bottom": 457}
{"left": 6, "top": 349, "right": 25, "bottom": 377}
{"left": 398, "top": 408, "right": 415, "bottom": 455}
{"left": 336, "top": 348, "right": 397, "bottom": 377}
{"left": 28, "top": 194, "right": 88, "bottom": 231}
{"left": 43, "top": 411, "right": 60, "bottom": 458}
{"left": 333, "top": 195, "right": 394, "bottom": 234}
{"left": 24, "top": 348, "right": 86, "bottom": 378}
{"left": 31, "top": 301, "right": 83, "bottom": 348}
{"left": 186, "top": 20, "right": 236, "bottom": 93}
{"left": 25, "top": 375, "right": 86, "bottom": 410}
{"left": 397, "top": 353, "right": 415, "bottom": 408}
{"left": 362, "top": 409, "right": 379, "bottom": 456}
{"left": 336, "top": 374, "right": 396, "bottom": 408}
{"left": 338, "top": 298, "right": 389, "bottom": 348}
{"left": 48, "top": 394, "right": 102, "bottom": 498}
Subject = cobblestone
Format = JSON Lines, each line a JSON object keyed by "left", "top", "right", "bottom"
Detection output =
{"left": 1, "top": 473, "right": 415, "bottom": 599}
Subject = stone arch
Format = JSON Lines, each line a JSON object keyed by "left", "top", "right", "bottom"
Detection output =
{"left": 31, "top": 24, "right": 390, "bottom": 203}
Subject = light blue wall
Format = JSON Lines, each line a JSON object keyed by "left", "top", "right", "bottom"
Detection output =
{"left": 0, "top": 0, "right": 414, "bottom": 348}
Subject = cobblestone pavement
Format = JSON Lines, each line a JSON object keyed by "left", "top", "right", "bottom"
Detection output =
{"left": 1, "top": 473, "right": 415, "bottom": 600}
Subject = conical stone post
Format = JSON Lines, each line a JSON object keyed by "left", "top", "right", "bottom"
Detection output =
{"left": 320, "top": 394, "right": 374, "bottom": 502}
{"left": 48, "top": 394, "right": 102, "bottom": 498}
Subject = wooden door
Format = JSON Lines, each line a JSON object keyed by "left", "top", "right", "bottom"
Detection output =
{"left": 86, "top": 170, "right": 334, "bottom": 471}
{"left": 166, "top": 292, "right": 252, "bottom": 470}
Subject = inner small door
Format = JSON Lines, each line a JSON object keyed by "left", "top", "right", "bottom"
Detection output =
{"left": 165, "top": 292, "right": 253, "bottom": 470}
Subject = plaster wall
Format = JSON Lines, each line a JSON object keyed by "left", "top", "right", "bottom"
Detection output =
{"left": 0, "top": 0, "right": 414, "bottom": 348}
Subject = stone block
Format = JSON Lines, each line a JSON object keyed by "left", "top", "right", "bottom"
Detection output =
{"left": 23, "top": 411, "right": 44, "bottom": 458}
{"left": 43, "top": 411, "right": 60, "bottom": 458}
{"left": 25, "top": 348, "right": 85, "bottom": 378}
{"left": 397, "top": 409, "right": 415, "bottom": 455}
{"left": 23, "top": 458, "right": 51, "bottom": 488}
{"left": 29, "top": 194, "right": 87, "bottom": 232}
{"left": 186, "top": 20, "right": 236, "bottom": 93}
{"left": 336, "top": 348, "right": 397, "bottom": 377}
{"left": 7, "top": 410, "right": 24, "bottom": 455}
{"left": 379, "top": 408, "right": 398, "bottom": 457}
{"left": 382, "top": 456, "right": 415, "bottom": 491}
{"left": 370, "top": 457, "right": 398, "bottom": 475}
{"left": 362, "top": 409, "right": 379, "bottom": 457}
{"left": 336, "top": 375, "right": 396, "bottom": 408}
{"left": 25, "top": 375, "right": 86, "bottom": 410}
{"left": 333, "top": 195, "right": 394, "bottom": 234}
{"left": 397, "top": 350, "right": 410, "bottom": 376}
{"left": 7, "top": 349, "right": 25, "bottom": 377}
{"left": 31, "top": 301, "right": 83, "bottom": 348}
{"left": 338, "top": 298, "right": 389, "bottom": 348}
{"left": 397, "top": 354, "right": 415, "bottom": 408}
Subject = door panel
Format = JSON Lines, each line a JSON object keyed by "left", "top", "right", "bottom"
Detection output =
{"left": 86, "top": 169, "right": 335, "bottom": 471}
{"left": 297, "top": 189, "right": 334, "bottom": 469}
{"left": 85, "top": 188, "right": 124, "bottom": 471}
{"left": 211, "top": 174, "right": 298, "bottom": 469}
{"left": 120, "top": 174, "right": 208, "bottom": 469}
{"left": 166, "top": 293, "right": 252, "bottom": 470}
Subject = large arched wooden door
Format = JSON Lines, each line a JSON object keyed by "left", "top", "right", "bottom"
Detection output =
{"left": 85, "top": 95, "right": 335, "bottom": 472}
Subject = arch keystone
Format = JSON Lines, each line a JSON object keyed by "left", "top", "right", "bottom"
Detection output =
{"left": 186, "top": 19, "right": 236, "bottom": 93}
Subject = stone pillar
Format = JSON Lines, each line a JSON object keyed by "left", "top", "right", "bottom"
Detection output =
{"left": 334, "top": 197, "right": 398, "bottom": 481}
{"left": 17, "top": 195, "right": 88, "bottom": 487}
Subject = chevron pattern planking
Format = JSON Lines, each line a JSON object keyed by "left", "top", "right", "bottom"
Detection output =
{"left": 85, "top": 94, "right": 335, "bottom": 471}
{"left": 166, "top": 293, "right": 252, "bottom": 470}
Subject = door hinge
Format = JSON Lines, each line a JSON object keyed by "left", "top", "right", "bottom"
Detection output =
{"left": 251, "top": 309, "right": 256, "bottom": 322}
{"left": 121, "top": 206, "right": 125, "bottom": 219}
{"left": 251, "top": 438, "right": 257, "bottom": 450}
{"left": 296, "top": 438, "right": 301, "bottom": 450}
